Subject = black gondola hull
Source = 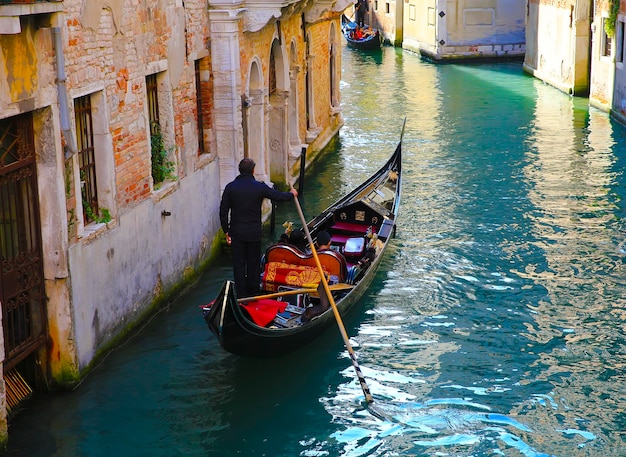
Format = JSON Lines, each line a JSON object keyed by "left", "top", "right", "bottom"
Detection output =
{"left": 341, "top": 15, "right": 382, "bottom": 51}
{"left": 203, "top": 122, "right": 404, "bottom": 357}
{"left": 203, "top": 255, "right": 383, "bottom": 357}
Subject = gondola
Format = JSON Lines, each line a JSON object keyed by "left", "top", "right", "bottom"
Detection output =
{"left": 202, "top": 122, "right": 404, "bottom": 357}
{"left": 341, "top": 14, "right": 382, "bottom": 51}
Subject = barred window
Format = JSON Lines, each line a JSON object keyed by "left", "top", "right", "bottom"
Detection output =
{"left": 75, "top": 95, "right": 98, "bottom": 224}
{"left": 146, "top": 73, "right": 160, "bottom": 135}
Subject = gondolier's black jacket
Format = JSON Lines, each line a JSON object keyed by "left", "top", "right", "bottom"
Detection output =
{"left": 219, "top": 173, "right": 294, "bottom": 242}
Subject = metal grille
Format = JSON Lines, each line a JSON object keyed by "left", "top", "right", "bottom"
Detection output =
{"left": 194, "top": 60, "right": 205, "bottom": 154}
{"left": 75, "top": 95, "right": 98, "bottom": 223}
{"left": 146, "top": 73, "right": 160, "bottom": 135}
{"left": 5, "top": 368, "right": 32, "bottom": 414}
{"left": 0, "top": 113, "right": 47, "bottom": 370}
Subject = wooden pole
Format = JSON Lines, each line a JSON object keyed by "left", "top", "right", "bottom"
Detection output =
{"left": 298, "top": 147, "right": 307, "bottom": 197}
{"left": 237, "top": 283, "right": 354, "bottom": 303}
{"left": 292, "top": 195, "right": 374, "bottom": 403}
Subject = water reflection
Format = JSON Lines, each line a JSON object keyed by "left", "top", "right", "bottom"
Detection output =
{"left": 317, "top": 49, "right": 626, "bottom": 456}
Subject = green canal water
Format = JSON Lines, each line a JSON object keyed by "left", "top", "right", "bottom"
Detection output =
{"left": 7, "top": 47, "right": 626, "bottom": 456}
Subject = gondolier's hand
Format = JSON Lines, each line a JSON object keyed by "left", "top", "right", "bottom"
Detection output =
{"left": 288, "top": 181, "right": 298, "bottom": 198}
{"left": 225, "top": 232, "right": 232, "bottom": 245}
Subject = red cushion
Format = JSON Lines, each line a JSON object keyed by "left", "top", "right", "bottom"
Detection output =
{"left": 241, "top": 299, "right": 287, "bottom": 327}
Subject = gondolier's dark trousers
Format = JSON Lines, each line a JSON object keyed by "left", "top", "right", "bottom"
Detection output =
{"left": 356, "top": 11, "right": 366, "bottom": 27}
{"left": 230, "top": 238, "right": 262, "bottom": 298}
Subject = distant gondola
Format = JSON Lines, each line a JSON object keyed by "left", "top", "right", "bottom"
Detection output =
{"left": 201, "top": 121, "right": 405, "bottom": 357}
{"left": 341, "top": 14, "right": 382, "bottom": 51}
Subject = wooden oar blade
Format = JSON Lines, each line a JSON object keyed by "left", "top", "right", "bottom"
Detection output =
{"left": 318, "top": 282, "right": 330, "bottom": 310}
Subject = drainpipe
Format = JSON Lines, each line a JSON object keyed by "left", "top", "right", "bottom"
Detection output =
{"left": 53, "top": 26, "right": 77, "bottom": 160}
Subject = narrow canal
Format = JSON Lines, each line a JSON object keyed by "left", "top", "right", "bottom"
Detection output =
{"left": 8, "top": 46, "right": 626, "bottom": 456}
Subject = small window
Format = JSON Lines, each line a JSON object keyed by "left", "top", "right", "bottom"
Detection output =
{"left": 427, "top": 7, "right": 435, "bottom": 25}
{"left": 75, "top": 95, "right": 98, "bottom": 224}
{"left": 146, "top": 73, "right": 175, "bottom": 187}
{"left": 146, "top": 74, "right": 160, "bottom": 135}
{"left": 602, "top": 18, "right": 613, "bottom": 57}
{"left": 195, "top": 60, "right": 206, "bottom": 154}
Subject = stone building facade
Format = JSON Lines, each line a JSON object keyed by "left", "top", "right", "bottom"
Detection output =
{"left": 0, "top": 0, "right": 348, "bottom": 447}
{"left": 401, "top": 0, "right": 526, "bottom": 61}
{"left": 524, "top": 0, "right": 626, "bottom": 125}
{"left": 524, "top": 0, "right": 593, "bottom": 96}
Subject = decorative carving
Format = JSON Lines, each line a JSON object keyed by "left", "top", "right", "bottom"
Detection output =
{"left": 244, "top": 7, "right": 282, "bottom": 32}
{"left": 304, "top": 0, "right": 334, "bottom": 23}
{"left": 332, "top": 0, "right": 353, "bottom": 13}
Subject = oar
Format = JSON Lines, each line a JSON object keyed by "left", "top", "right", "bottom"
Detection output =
{"left": 237, "top": 283, "right": 354, "bottom": 303}
{"left": 292, "top": 194, "right": 374, "bottom": 404}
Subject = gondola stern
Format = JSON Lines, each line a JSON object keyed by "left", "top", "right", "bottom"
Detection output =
{"left": 203, "top": 280, "right": 238, "bottom": 339}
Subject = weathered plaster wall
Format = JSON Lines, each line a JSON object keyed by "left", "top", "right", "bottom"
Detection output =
{"left": 0, "top": 18, "right": 57, "bottom": 116}
{"left": 447, "top": 0, "right": 525, "bottom": 45}
{"left": 403, "top": 0, "right": 525, "bottom": 60}
{"left": 591, "top": 0, "right": 624, "bottom": 115}
{"left": 359, "top": 0, "right": 402, "bottom": 46}
{"left": 68, "top": 163, "right": 221, "bottom": 368}
{"left": 524, "top": 0, "right": 582, "bottom": 94}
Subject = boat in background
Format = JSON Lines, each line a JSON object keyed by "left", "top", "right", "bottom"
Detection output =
{"left": 202, "top": 121, "right": 405, "bottom": 357}
{"left": 341, "top": 15, "right": 382, "bottom": 51}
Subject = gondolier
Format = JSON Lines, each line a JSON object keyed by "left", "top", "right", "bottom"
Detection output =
{"left": 219, "top": 158, "right": 297, "bottom": 298}
{"left": 355, "top": 0, "right": 368, "bottom": 27}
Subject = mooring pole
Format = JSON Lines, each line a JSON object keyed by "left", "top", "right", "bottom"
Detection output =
{"left": 298, "top": 147, "right": 307, "bottom": 197}
{"left": 270, "top": 185, "right": 277, "bottom": 234}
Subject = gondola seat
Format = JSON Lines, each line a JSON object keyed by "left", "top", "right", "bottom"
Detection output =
{"left": 331, "top": 221, "right": 372, "bottom": 234}
{"left": 261, "top": 244, "right": 348, "bottom": 291}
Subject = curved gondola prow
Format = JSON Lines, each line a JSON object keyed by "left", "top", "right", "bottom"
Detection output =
{"left": 393, "top": 117, "right": 406, "bottom": 226}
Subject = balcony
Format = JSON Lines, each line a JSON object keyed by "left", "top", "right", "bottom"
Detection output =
{"left": 0, "top": 0, "right": 62, "bottom": 34}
